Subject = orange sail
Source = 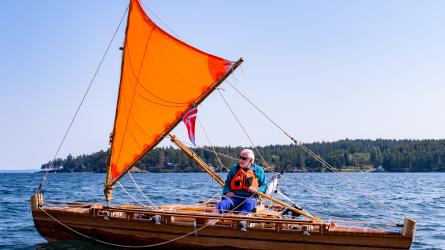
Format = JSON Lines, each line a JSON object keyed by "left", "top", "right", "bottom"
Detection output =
{"left": 107, "top": 0, "right": 236, "bottom": 185}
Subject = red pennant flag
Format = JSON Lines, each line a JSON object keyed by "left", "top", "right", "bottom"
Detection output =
{"left": 183, "top": 108, "right": 198, "bottom": 146}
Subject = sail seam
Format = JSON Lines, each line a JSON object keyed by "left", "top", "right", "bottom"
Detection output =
{"left": 137, "top": 92, "right": 188, "bottom": 107}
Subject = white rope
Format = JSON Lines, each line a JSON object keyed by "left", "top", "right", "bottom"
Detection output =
{"left": 127, "top": 172, "right": 159, "bottom": 208}
{"left": 175, "top": 135, "right": 226, "bottom": 202}
{"left": 183, "top": 129, "right": 372, "bottom": 223}
{"left": 182, "top": 141, "right": 238, "bottom": 162}
{"left": 139, "top": 1, "right": 182, "bottom": 40}
{"left": 117, "top": 181, "right": 154, "bottom": 208}
{"left": 217, "top": 89, "right": 272, "bottom": 171}
{"left": 180, "top": 107, "right": 397, "bottom": 224}
{"left": 281, "top": 175, "right": 399, "bottom": 224}
{"left": 196, "top": 117, "right": 228, "bottom": 172}
{"left": 127, "top": 169, "right": 219, "bottom": 209}
{"left": 225, "top": 80, "right": 404, "bottom": 216}
{"left": 199, "top": 192, "right": 221, "bottom": 205}
{"left": 298, "top": 144, "right": 404, "bottom": 216}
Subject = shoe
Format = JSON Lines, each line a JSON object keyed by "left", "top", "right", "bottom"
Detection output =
{"left": 239, "top": 220, "right": 248, "bottom": 232}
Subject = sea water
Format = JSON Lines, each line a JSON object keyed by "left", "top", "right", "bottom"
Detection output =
{"left": 0, "top": 172, "right": 444, "bottom": 249}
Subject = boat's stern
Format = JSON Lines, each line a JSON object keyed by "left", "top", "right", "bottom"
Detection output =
{"left": 402, "top": 217, "right": 416, "bottom": 240}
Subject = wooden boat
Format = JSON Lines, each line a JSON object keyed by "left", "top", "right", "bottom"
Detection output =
{"left": 31, "top": 0, "right": 416, "bottom": 249}
{"left": 31, "top": 197, "right": 415, "bottom": 249}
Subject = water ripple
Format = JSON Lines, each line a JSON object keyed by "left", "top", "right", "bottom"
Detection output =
{"left": 0, "top": 172, "right": 444, "bottom": 249}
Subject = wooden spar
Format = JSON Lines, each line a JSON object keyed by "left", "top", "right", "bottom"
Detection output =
{"left": 169, "top": 134, "right": 224, "bottom": 186}
{"left": 104, "top": 58, "right": 244, "bottom": 201}
{"left": 169, "top": 134, "right": 318, "bottom": 220}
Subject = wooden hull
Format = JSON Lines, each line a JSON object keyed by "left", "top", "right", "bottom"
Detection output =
{"left": 31, "top": 197, "right": 414, "bottom": 249}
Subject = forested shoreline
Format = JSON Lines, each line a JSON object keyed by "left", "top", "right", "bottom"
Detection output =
{"left": 41, "top": 139, "right": 445, "bottom": 173}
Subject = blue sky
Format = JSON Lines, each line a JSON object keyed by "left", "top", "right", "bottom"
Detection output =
{"left": 1, "top": 0, "right": 445, "bottom": 170}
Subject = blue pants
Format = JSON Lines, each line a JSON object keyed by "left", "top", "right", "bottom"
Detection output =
{"left": 216, "top": 196, "right": 257, "bottom": 214}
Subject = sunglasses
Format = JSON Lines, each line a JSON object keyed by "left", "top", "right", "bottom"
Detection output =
{"left": 239, "top": 156, "right": 249, "bottom": 161}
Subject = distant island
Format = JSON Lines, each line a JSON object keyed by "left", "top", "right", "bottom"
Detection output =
{"left": 41, "top": 139, "right": 445, "bottom": 173}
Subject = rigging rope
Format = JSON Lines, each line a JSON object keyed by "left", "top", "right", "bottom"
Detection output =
{"left": 199, "top": 192, "right": 222, "bottom": 205}
{"left": 127, "top": 172, "right": 159, "bottom": 208}
{"left": 196, "top": 117, "right": 228, "bottom": 172}
{"left": 176, "top": 119, "right": 371, "bottom": 223}
{"left": 182, "top": 141, "right": 238, "bottom": 162}
{"left": 296, "top": 144, "right": 403, "bottom": 216}
{"left": 280, "top": 175, "right": 398, "bottom": 224}
{"left": 36, "top": 6, "right": 129, "bottom": 193}
{"left": 140, "top": 1, "right": 182, "bottom": 40}
{"left": 162, "top": 116, "right": 396, "bottom": 225}
{"left": 117, "top": 181, "right": 155, "bottom": 208}
{"left": 225, "top": 80, "right": 404, "bottom": 216}
{"left": 217, "top": 89, "right": 272, "bottom": 171}
{"left": 172, "top": 135, "right": 399, "bottom": 224}
{"left": 226, "top": 80, "right": 297, "bottom": 143}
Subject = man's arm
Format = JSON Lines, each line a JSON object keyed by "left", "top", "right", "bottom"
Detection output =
{"left": 256, "top": 166, "right": 267, "bottom": 194}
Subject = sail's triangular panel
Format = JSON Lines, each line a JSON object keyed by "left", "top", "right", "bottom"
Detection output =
{"left": 108, "top": 0, "right": 232, "bottom": 184}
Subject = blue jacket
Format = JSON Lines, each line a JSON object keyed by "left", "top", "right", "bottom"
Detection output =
{"left": 222, "top": 164, "right": 267, "bottom": 198}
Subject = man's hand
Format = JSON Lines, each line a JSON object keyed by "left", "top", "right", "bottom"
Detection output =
{"left": 225, "top": 192, "right": 234, "bottom": 197}
{"left": 248, "top": 186, "right": 258, "bottom": 193}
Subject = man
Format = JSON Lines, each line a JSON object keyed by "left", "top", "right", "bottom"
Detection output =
{"left": 217, "top": 149, "right": 267, "bottom": 214}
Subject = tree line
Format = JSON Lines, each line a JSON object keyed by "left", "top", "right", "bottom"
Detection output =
{"left": 41, "top": 139, "right": 445, "bottom": 173}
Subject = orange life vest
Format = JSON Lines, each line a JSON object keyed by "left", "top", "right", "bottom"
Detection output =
{"left": 230, "top": 166, "right": 259, "bottom": 192}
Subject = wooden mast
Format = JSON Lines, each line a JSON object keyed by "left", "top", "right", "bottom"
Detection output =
{"left": 104, "top": 1, "right": 132, "bottom": 203}
{"left": 169, "top": 134, "right": 318, "bottom": 220}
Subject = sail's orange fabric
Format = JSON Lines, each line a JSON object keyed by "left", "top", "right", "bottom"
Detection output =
{"left": 108, "top": 0, "right": 232, "bottom": 184}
